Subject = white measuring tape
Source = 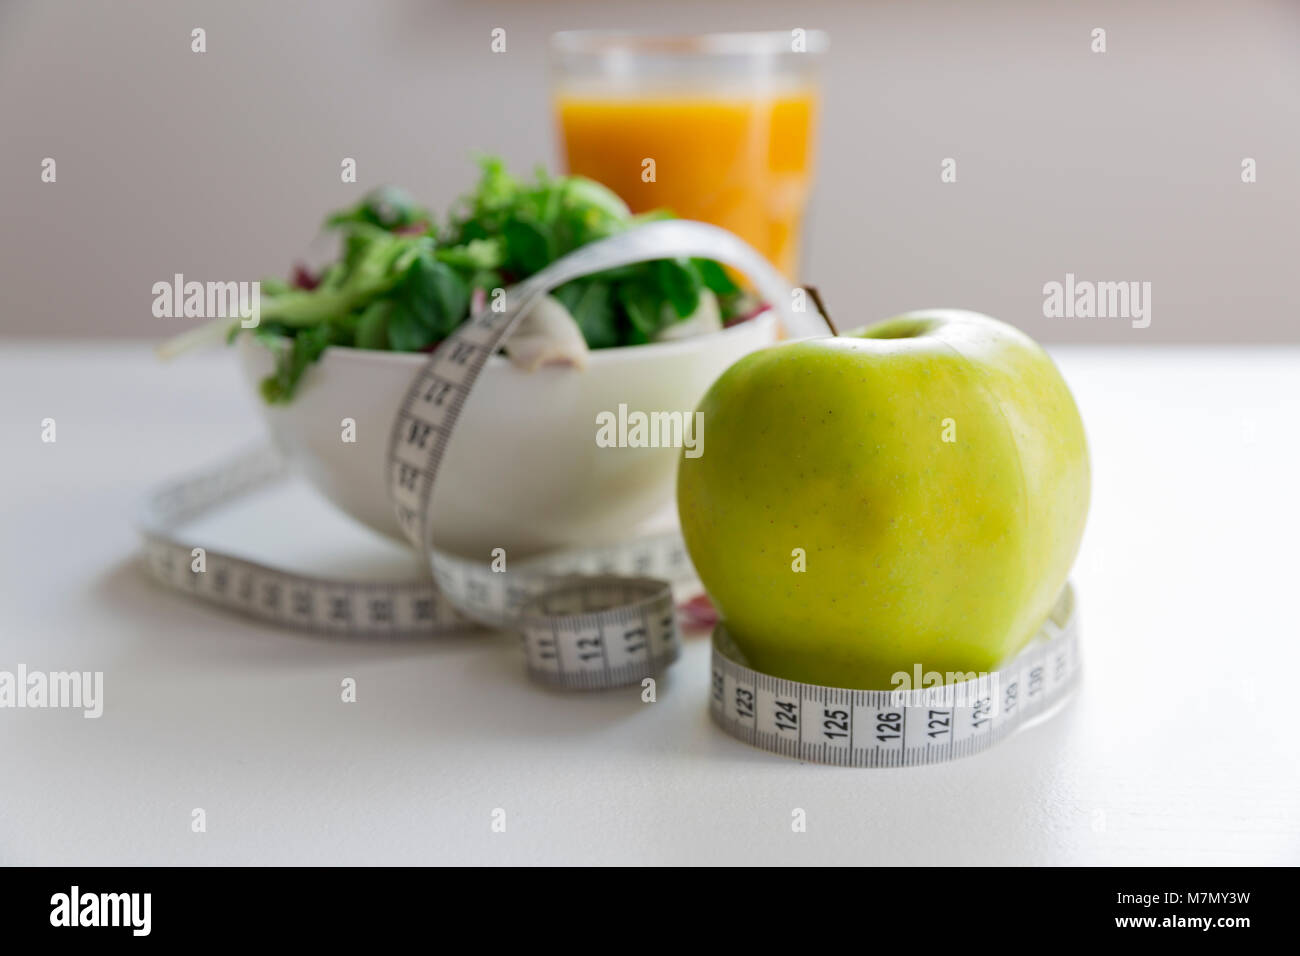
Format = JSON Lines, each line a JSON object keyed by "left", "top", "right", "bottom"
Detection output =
{"left": 140, "top": 219, "right": 1082, "bottom": 757}
{"left": 711, "top": 584, "right": 1079, "bottom": 766}
{"left": 138, "top": 443, "right": 692, "bottom": 657}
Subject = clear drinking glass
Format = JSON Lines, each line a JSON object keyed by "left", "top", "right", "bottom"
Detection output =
{"left": 551, "top": 30, "right": 827, "bottom": 280}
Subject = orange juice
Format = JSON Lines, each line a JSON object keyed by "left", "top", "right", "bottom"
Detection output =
{"left": 557, "top": 92, "right": 818, "bottom": 279}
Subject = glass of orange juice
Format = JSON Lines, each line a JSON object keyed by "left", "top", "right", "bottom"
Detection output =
{"left": 551, "top": 30, "right": 826, "bottom": 280}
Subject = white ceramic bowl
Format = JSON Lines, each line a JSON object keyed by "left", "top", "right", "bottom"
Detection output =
{"left": 238, "top": 311, "right": 776, "bottom": 558}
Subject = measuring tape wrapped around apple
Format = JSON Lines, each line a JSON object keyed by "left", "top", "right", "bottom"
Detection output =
{"left": 140, "top": 220, "right": 1088, "bottom": 765}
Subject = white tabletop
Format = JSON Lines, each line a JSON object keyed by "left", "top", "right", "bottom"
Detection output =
{"left": 1, "top": 341, "right": 1297, "bottom": 866}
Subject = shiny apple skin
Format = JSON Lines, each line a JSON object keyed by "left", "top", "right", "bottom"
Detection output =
{"left": 677, "top": 310, "right": 1090, "bottom": 689}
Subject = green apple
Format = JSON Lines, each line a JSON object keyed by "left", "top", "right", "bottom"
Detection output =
{"left": 677, "top": 309, "right": 1089, "bottom": 689}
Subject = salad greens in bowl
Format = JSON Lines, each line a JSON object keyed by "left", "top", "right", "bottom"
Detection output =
{"left": 209, "top": 158, "right": 777, "bottom": 554}
{"left": 240, "top": 157, "right": 762, "bottom": 403}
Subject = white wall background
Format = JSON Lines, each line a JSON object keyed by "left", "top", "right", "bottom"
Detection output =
{"left": 1, "top": 0, "right": 1297, "bottom": 342}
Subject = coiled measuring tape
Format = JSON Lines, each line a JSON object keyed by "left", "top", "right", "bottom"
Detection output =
{"left": 140, "top": 221, "right": 820, "bottom": 690}
{"left": 710, "top": 584, "right": 1080, "bottom": 766}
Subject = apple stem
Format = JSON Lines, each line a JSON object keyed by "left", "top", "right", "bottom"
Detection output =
{"left": 802, "top": 286, "right": 839, "bottom": 336}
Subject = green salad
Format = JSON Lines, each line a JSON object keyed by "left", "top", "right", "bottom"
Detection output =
{"left": 242, "top": 157, "right": 756, "bottom": 402}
